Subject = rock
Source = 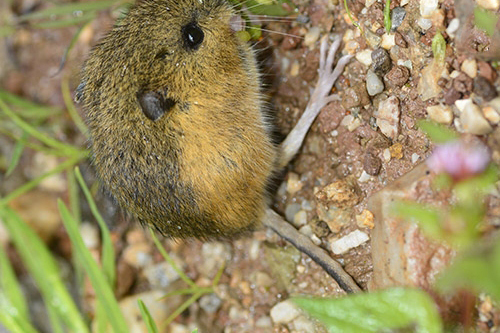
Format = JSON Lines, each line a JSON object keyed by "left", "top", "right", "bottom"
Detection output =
{"left": 115, "top": 289, "right": 185, "bottom": 333}
{"left": 364, "top": 151, "right": 382, "bottom": 175}
{"left": 368, "top": 163, "right": 458, "bottom": 318}
{"left": 389, "top": 142, "right": 404, "bottom": 159}
{"left": 199, "top": 293, "right": 222, "bottom": 314}
{"left": 372, "top": 48, "right": 392, "bottom": 76}
{"left": 143, "top": 257, "right": 183, "bottom": 288}
{"left": 287, "top": 172, "right": 303, "bottom": 194}
{"left": 293, "top": 315, "right": 317, "bottom": 332}
{"left": 330, "top": 230, "right": 370, "bottom": 254}
{"left": 8, "top": 191, "right": 61, "bottom": 242}
{"left": 358, "top": 170, "right": 372, "bottom": 182}
{"left": 380, "top": 34, "right": 395, "bottom": 50}
{"left": 383, "top": 148, "right": 391, "bottom": 162}
{"left": 417, "top": 17, "right": 433, "bottom": 30}
{"left": 341, "top": 114, "right": 362, "bottom": 131}
{"left": 270, "top": 300, "right": 302, "bottom": 324}
{"left": 342, "top": 84, "right": 370, "bottom": 109}
{"left": 356, "top": 209, "right": 375, "bottom": 229}
{"left": 391, "top": 7, "right": 406, "bottom": 30}
{"left": 420, "top": 0, "right": 438, "bottom": 17}
{"left": 376, "top": 96, "right": 400, "bottom": 140}
{"left": 255, "top": 316, "right": 273, "bottom": 328}
{"left": 199, "top": 242, "right": 231, "bottom": 278}
{"left": 419, "top": 59, "right": 447, "bottom": 101}
{"left": 303, "top": 26, "right": 320, "bottom": 47}
{"left": 427, "top": 105, "right": 453, "bottom": 125}
{"left": 293, "top": 210, "right": 308, "bottom": 227}
{"left": 461, "top": 58, "right": 477, "bottom": 78}
{"left": 455, "top": 99, "right": 493, "bottom": 135}
{"left": 477, "top": 0, "right": 500, "bottom": 10}
{"left": 385, "top": 65, "right": 410, "bottom": 88}
{"left": 482, "top": 106, "right": 500, "bottom": 124}
{"left": 355, "top": 49, "right": 373, "bottom": 66}
{"left": 394, "top": 32, "right": 407, "bottom": 48}
{"left": 285, "top": 203, "right": 302, "bottom": 223}
{"left": 366, "top": 70, "right": 384, "bottom": 96}
{"left": 443, "top": 88, "right": 462, "bottom": 105}
{"left": 477, "top": 61, "right": 497, "bottom": 82}
{"left": 122, "top": 242, "right": 153, "bottom": 268}
{"left": 446, "top": 18, "right": 460, "bottom": 37}
{"left": 315, "top": 178, "right": 362, "bottom": 209}
{"left": 411, "top": 153, "right": 420, "bottom": 163}
{"left": 25, "top": 152, "right": 67, "bottom": 192}
{"left": 474, "top": 76, "right": 498, "bottom": 102}
{"left": 80, "top": 222, "right": 100, "bottom": 250}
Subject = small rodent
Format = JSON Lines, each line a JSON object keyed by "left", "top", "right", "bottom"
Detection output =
{"left": 77, "top": 0, "right": 360, "bottom": 293}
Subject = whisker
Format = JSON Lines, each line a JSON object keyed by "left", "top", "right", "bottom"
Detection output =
{"left": 258, "top": 28, "right": 303, "bottom": 39}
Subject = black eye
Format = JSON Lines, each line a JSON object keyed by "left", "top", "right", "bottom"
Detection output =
{"left": 182, "top": 22, "right": 204, "bottom": 50}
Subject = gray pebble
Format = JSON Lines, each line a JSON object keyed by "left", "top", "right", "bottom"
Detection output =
{"left": 391, "top": 7, "right": 406, "bottom": 30}
{"left": 366, "top": 70, "right": 385, "bottom": 96}
{"left": 372, "top": 48, "right": 392, "bottom": 76}
{"left": 474, "top": 76, "right": 498, "bottom": 102}
{"left": 199, "top": 294, "right": 222, "bottom": 314}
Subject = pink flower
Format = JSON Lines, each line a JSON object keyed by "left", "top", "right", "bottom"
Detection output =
{"left": 427, "top": 140, "right": 491, "bottom": 180}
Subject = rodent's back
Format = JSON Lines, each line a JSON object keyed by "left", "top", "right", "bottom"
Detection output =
{"left": 78, "top": 0, "right": 277, "bottom": 238}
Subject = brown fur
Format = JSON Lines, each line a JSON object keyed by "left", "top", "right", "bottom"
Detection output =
{"left": 78, "top": 0, "right": 277, "bottom": 238}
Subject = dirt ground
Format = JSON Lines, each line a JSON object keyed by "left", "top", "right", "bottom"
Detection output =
{"left": 1, "top": 0, "right": 500, "bottom": 331}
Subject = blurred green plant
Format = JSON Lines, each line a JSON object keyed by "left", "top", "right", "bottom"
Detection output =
{"left": 384, "top": 0, "right": 391, "bottom": 33}
{"left": 432, "top": 31, "right": 446, "bottom": 64}
{"left": 295, "top": 288, "right": 443, "bottom": 333}
{"left": 474, "top": 6, "right": 499, "bottom": 37}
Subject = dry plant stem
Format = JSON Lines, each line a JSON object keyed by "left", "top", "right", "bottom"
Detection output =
{"left": 264, "top": 209, "right": 362, "bottom": 293}
{"left": 279, "top": 35, "right": 353, "bottom": 168}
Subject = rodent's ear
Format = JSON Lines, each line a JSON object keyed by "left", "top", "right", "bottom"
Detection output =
{"left": 75, "top": 81, "right": 85, "bottom": 103}
{"left": 137, "top": 91, "right": 176, "bottom": 121}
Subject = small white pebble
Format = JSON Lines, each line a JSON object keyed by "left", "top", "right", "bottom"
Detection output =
{"left": 249, "top": 239, "right": 260, "bottom": 260}
{"left": 310, "top": 234, "right": 322, "bottom": 246}
{"left": 355, "top": 49, "right": 373, "bottom": 66}
{"left": 293, "top": 316, "right": 316, "bottom": 332}
{"left": 358, "top": 170, "right": 372, "bottom": 182}
{"left": 420, "top": 0, "right": 438, "bottom": 17}
{"left": 380, "top": 33, "right": 395, "bottom": 50}
{"left": 256, "top": 316, "right": 272, "bottom": 328}
{"left": 341, "top": 114, "right": 362, "bottom": 131}
{"left": 287, "top": 172, "right": 303, "bottom": 194}
{"left": 304, "top": 27, "right": 320, "bottom": 47}
{"left": 330, "top": 129, "right": 338, "bottom": 137}
{"left": 80, "top": 222, "right": 100, "bottom": 250}
{"left": 293, "top": 210, "right": 308, "bottom": 227}
{"left": 366, "top": 70, "right": 384, "bottom": 96}
{"left": 477, "top": 0, "right": 500, "bottom": 10}
{"left": 397, "top": 59, "right": 413, "bottom": 70}
{"left": 482, "top": 106, "right": 500, "bottom": 124}
{"left": 270, "top": 300, "right": 302, "bottom": 324}
{"left": 400, "top": 0, "right": 409, "bottom": 5}
{"left": 427, "top": 105, "right": 453, "bottom": 125}
{"left": 456, "top": 99, "right": 493, "bottom": 135}
{"left": 383, "top": 148, "right": 391, "bottom": 162}
{"left": 461, "top": 59, "right": 477, "bottom": 78}
{"left": 330, "top": 230, "right": 370, "bottom": 254}
{"left": 411, "top": 153, "right": 420, "bottom": 163}
{"left": 299, "top": 224, "right": 313, "bottom": 237}
{"left": 417, "top": 18, "right": 433, "bottom": 30}
{"left": 446, "top": 18, "right": 460, "bottom": 37}
{"left": 450, "top": 70, "right": 461, "bottom": 79}
{"left": 290, "top": 60, "right": 300, "bottom": 77}
{"left": 296, "top": 265, "right": 306, "bottom": 273}
{"left": 376, "top": 96, "right": 400, "bottom": 140}
{"left": 365, "top": 0, "right": 376, "bottom": 7}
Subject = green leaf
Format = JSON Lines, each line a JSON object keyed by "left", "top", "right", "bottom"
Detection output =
{"left": 418, "top": 120, "right": 458, "bottom": 143}
{"left": 384, "top": 0, "right": 391, "bottom": 33}
{"left": 294, "top": 288, "right": 443, "bottom": 333}
{"left": 0, "top": 208, "right": 89, "bottom": 332}
{"left": 0, "top": 245, "right": 37, "bottom": 333}
{"left": 5, "top": 131, "right": 28, "bottom": 176}
{"left": 58, "top": 200, "right": 129, "bottom": 333}
{"left": 474, "top": 6, "right": 499, "bottom": 36}
{"left": 437, "top": 239, "right": 500, "bottom": 302}
{"left": 75, "top": 167, "right": 116, "bottom": 287}
{"left": 431, "top": 31, "right": 446, "bottom": 64}
{"left": 19, "top": 0, "right": 123, "bottom": 21}
{"left": 0, "top": 91, "right": 61, "bottom": 120}
{"left": 138, "top": 299, "right": 159, "bottom": 333}
{"left": 392, "top": 201, "right": 444, "bottom": 240}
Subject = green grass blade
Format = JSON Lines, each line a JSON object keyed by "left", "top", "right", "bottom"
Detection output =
{"left": 0, "top": 154, "right": 85, "bottom": 207}
{"left": 384, "top": 0, "right": 391, "bottom": 33}
{"left": 58, "top": 200, "right": 128, "bottom": 332}
{"left": 160, "top": 292, "right": 205, "bottom": 331}
{"left": 0, "top": 245, "right": 31, "bottom": 325}
{"left": 19, "top": 0, "right": 122, "bottom": 21}
{"left": 5, "top": 132, "right": 28, "bottom": 176}
{"left": 138, "top": 299, "right": 159, "bottom": 333}
{"left": 75, "top": 167, "right": 116, "bottom": 286}
{"left": 0, "top": 208, "right": 89, "bottom": 332}
{"left": 0, "top": 91, "right": 61, "bottom": 120}
{"left": 0, "top": 312, "right": 38, "bottom": 333}
{"left": 0, "top": 97, "right": 81, "bottom": 155}
{"left": 150, "top": 229, "right": 197, "bottom": 288}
